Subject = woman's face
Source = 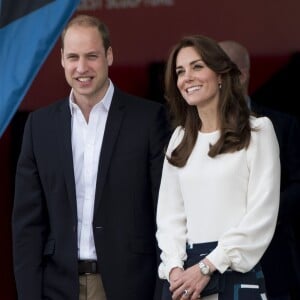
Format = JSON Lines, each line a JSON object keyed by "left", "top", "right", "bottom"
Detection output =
{"left": 176, "top": 46, "right": 221, "bottom": 109}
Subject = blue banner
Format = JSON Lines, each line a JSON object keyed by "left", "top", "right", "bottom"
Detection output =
{"left": 0, "top": 0, "right": 80, "bottom": 137}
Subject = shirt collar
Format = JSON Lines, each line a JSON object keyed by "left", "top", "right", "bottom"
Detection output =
{"left": 69, "top": 79, "right": 114, "bottom": 115}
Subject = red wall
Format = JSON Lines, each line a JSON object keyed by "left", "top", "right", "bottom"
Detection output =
{"left": 0, "top": 126, "right": 17, "bottom": 299}
{"left": 19, "top": 0, "right": 300, "bottom": 110}
{"left": 95, "top": 0, "right": 300, "bottom": 64}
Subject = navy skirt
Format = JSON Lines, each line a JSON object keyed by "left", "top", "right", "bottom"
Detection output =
{"left": 161, "top": 242, "right": 267, "bottom": 300}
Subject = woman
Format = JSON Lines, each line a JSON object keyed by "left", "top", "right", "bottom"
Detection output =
{"left": 156, "top": 35, "right": 280, "bottom": 300}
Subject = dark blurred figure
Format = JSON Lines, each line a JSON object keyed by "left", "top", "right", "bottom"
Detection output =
{"left": 148, "top": 61, "right": 166, "bottom": 105}
{"left": 252, "top": 52, "right": 300, "bottom": 123}
{"left": 220, "top": 40, "right": 300, "bottom": 300}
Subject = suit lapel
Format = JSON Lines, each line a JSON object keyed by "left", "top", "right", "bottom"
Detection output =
{"left": 94, "top": 89, "right": 126, "bottom": 214}
{"left": 56, "top": 100, "right": 77, "bottom": 221}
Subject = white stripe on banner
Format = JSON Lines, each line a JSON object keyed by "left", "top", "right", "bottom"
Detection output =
{"left": 240, "top": 284, "right": 259, "bottom": 289}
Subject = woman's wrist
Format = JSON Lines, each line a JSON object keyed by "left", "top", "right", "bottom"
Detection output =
{"left": 199, "top": 258, "right": 216, "bottom": 276}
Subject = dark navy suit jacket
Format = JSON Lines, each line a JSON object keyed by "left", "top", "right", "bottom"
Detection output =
{"left": 12, "top": 87, "right": 171, "bottom": 300}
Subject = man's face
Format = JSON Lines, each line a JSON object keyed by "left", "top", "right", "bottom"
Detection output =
{"left": 61, "top": 25, "right": 113, "bottom": 104}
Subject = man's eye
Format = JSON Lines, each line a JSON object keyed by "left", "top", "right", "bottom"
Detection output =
{"left": 67, "top": 56, "right": 77, "bottom": 60}
{"left": 88, "top": 55, "right": 98, "bottom": 59}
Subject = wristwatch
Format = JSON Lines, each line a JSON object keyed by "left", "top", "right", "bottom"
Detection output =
{"left": 198, "top": 260, "right": 211, "bottom": 276}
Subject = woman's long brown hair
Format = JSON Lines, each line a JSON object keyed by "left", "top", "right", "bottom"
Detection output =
{"left": 164, "top": 35, "right": 252, "bottom": 167}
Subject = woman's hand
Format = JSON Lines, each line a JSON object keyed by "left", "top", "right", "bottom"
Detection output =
{"left": 170, "top": 264, "right": 211, "bottom": 300}
{"left": 169, "top": 267, "right": 185, "bottom": 286}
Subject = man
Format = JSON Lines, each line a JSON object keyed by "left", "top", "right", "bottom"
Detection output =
{"left": 220, "top": 40, "right": 300, "bottom": 300}
{"left": 12, "top": 15, "right": 170, "bottom": 300}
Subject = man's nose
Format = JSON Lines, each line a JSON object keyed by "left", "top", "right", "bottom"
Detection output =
{"left": 76, "top": 57, "right": 88, "bottom": 73}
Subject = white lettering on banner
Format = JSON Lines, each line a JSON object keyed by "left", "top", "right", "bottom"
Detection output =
{"left": 77, "top": 0, "right": 174, "bottom": 10}
{"left": 144, "top": 0, "right": 174, "bottom": 6}
{"left": 106, "top": 0, "right": 142, "bottom": 9}
{"left": 78, "top": 0, "right": 103, "bottom": 10}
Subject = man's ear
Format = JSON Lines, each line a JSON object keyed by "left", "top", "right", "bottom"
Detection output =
{"left": 106, "top": 46, "right": 113, "bottom": 66}
{"left": 61, "top": 48, "right": 65, "bottom": 68}
{"left": 240, "top": 68, "right": 249, "bottom": 85}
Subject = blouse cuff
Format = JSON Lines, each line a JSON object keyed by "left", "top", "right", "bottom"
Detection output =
{"left": 158, "top": 258, "right": 185, "bottom": 281}
{"left": 206, "top": 246, "right": 231, "bottom": 274}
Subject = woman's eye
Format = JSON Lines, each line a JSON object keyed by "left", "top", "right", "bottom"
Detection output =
{"left": 194, "top": 64, "right": 203, "bottom": 69}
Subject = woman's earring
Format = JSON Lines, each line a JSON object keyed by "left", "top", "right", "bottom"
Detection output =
{"left": 218, "top": 82, "right": 222, "bottom": 89}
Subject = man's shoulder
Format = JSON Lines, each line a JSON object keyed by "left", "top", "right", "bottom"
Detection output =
{"left": 25, "top": 98, "right": 69, "bottom": 131}
{"left": 30, "top": 98, "right": 69, "bottom": 117}
{"left": 115, "top": 87, "right": 164, "bottom": 111}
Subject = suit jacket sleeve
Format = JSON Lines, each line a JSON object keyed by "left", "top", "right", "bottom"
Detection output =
{"left": 148, "top": 105, "right": 171, "bottom": 214}
{"left": 12, "top": 113, "right": 47, "bottom": 299}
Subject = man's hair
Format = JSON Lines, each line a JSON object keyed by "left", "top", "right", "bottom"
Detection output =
{"left": 61, "top": 14, "right": 111, "bottom": 51}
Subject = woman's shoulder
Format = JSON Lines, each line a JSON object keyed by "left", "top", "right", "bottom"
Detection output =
{"left": 249, "top": 116, "right": 278, "bottom": 148}
{"left": 250, "top": 115, "right": 274, "bottom": 131}
{"left": 172, "top": 125, "right": 184, "bottom": 135}
{"left": 172, "top": 126, "right": 185, "bottom": 140}
{"left": 166, "top": 126, "right": 184, "bottom": 152}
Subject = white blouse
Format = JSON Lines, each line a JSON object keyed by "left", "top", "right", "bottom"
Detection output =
{"left": 156, "top": 116, "right": 280, "bottom": 280}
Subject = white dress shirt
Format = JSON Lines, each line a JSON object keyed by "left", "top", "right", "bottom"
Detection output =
{"left": 156, "top": 116, "right": 280, "bottom": 281}
{"left": 70, "top": 81, "right": 114, "bottom": 260}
